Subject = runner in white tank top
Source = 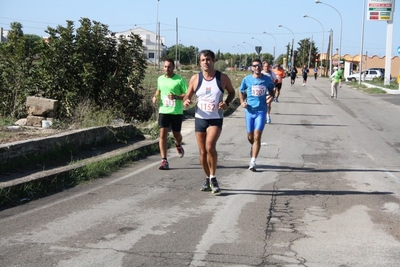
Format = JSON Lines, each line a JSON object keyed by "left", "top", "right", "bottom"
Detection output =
{"left": 195, "top": 71, "right": 224, "bottom": 119}
{"left": 183, "top": 50, "right": 235, "bottom": 194}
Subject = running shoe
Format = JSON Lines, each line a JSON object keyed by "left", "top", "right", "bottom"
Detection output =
{"left": 200, "top": 178, "right": 211, "bottom": 191}
{"left": 158, "top": 159, "right": 169, "bottom": 170}
{"left": 210, "top": 177, "right": 220, "bottom": 194}
{"left": 275, "top": 98, "right": 279, "bottom": 102}
{"left": 266, "top": 116, "right": 271, "bottom": 124}
{"left": 176, "top": 144, "right": 185, "bottom": 158}
{"left": 249, "top": 161, "right": 257, "bottom": 172}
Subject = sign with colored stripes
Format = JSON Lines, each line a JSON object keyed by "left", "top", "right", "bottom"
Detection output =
{"left": 368, "top": 0, "right": 394, "bottom": 20}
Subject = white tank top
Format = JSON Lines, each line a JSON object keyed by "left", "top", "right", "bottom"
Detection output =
{"left": 195, "top": 71, "right": 224, "bottom": 119}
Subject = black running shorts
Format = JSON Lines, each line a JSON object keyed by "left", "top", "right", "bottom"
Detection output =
{"left": 158, "top": 113, "right": 183, "bottom": 132}
{"left": 195, "top": 118, "right": 223, "bottom": 132}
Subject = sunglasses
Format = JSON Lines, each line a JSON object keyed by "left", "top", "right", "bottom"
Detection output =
{"left": 252, "top": 64, "right": 262, "bottom": 67}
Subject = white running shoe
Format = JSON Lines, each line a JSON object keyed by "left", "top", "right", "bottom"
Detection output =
{"left": 249, "top": 161, "right": 257, "bottom": 172}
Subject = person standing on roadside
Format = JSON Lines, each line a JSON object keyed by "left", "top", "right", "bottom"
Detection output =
{"left": 183, "top": 49, "right": 235, "bottom": 194}
{"left": 261, "top": 61, "right": 277, "bottom": 124}
{"left": 272, "top": 64, "right": 285, "bottom": 102}
{"left": 152, "top": 58, "right": 188, "bottom": 170}
{"left": 330, "top": 66, "right": 340, "bottom": 98}
{"left": 239, "top": 59, "right": 275, "bottom": 171}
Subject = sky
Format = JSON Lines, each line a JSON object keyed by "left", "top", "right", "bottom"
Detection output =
{"left": 1, "top": 0, "right": 399, "bottom": 58}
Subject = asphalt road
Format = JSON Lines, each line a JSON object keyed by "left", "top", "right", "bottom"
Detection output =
{"left": 1, "top": 77, "right": 400, "bottom": 267}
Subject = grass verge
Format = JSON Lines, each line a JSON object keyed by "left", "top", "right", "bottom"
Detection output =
{"left": 347, "top": 81, "right": 387, "bottom": 94}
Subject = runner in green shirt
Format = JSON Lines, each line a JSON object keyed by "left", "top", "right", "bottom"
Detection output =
{"left": 152, "top": 58, "right": 188, "bottom": 170}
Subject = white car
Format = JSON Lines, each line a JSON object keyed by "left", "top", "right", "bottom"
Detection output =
{"left": 346, "top": 69, "right": 383, "bottom": 82}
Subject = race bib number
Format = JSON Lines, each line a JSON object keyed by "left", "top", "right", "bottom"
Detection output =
{"left": 162, "top": 96, "right": 175, "bottom": 107}
{"left": 198, "top": 100, "right": 216, "bottom": 112}
{"left": 251, "top": 85, "right": 266, "bottom": 96}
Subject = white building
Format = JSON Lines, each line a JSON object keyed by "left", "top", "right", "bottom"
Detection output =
{"left": 115, "top": 27, "right": 166, "bottom": 65}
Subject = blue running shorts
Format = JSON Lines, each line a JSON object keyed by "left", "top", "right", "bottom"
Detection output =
{"left": 245, "top": 110, "right": 266, "bottom": 133}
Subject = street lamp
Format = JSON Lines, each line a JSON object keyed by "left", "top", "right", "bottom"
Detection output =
{"left": 243, "top": 41, "right": 254, "bottom": 61}
{"left": 262, "top": 32, "right": 277, "bottom": 63}
{"left": 315, "top": 0, "right": 342, "bottom": 73}
{"left": 278, "top": 24, "right": 295, "bottom": 69}
{"left": 303, "top": 14, "right": 324, "bottom": 76}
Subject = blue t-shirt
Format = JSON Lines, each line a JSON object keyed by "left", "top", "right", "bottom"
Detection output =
{"left": 239, "top": 75, "right": 274, "bottom": 113}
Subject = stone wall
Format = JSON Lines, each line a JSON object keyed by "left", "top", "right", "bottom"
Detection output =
{"left": 0, "top": 124, "right": 138, "bottom": 165}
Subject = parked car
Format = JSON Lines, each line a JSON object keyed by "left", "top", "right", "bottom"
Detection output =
{"left": 346, "top": 69, "right": 384, "bottom": 82}
{"left": 367, "top": 68, "right": 392, "bottom": 79}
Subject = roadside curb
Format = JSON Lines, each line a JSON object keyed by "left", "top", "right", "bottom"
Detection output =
{"left": 0, "top": 139, "right": 159, "bottom": 189}
{"left": 362, "top": 82, "right": 400, "bottom": 94}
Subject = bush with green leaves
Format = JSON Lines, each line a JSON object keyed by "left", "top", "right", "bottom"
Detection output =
{"left": 0, "top": 18, "right": 150, "bottom": 122}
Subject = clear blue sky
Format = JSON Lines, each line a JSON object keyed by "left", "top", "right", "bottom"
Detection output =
{"left": 1, "top": 0, "right": 399, "bottom": 58}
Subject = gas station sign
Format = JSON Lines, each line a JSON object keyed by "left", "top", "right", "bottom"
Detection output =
{"left": 368, "top": 0, "right": 394, "bottom": 21}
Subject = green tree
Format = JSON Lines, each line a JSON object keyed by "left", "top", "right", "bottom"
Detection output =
{"left": 225, "top": 53, "right": 241, "bottom": 68}
{"left": 24, "top": 34, "right": 42, "bottom": 57}
{"left": 0, "top": 22, "right": 37, "bottom": 118}
{"left": 164, "top": 44, "right": 199, "bottom": 66}
{"left": 36, "top": 18, "right": 148, "bottom": 120}
{"left": 295, "top": 38, "right": 318, "bottom": 67}
{"left": 259, "top": 53, "right": 274, "bottom": 63}
{"left": 0, "top": 18, "right": 148, "bottom": 121}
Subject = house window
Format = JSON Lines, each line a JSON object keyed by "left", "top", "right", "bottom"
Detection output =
{"left": 148, "top": 53, "right": 155, "bottom": 59}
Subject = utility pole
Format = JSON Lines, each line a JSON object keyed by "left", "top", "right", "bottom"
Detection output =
{"left": 175, "top": 18, "right": 178, "bottom": 70}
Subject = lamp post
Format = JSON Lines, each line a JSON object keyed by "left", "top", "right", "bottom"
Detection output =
{"left": 233, "top": 45, "right": 242, "bottom": 69}
{"left": 303, "top": 14, "right": 324, "bottom": 76}
{"left": 243, "top": 41, "right": 254, "bottom": 61}
{"left": 315, "top": 0, "right": 342, "bottom": 73}
{"left": 278, "top": 24, "right": 295, "bottom": 69}
{"left": 262, "top": 32, "right": 277, "bottom": 63}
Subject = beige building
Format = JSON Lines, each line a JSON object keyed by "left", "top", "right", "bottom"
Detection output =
{"left": 319, "top": 52, "right": 400, "bottom": 79}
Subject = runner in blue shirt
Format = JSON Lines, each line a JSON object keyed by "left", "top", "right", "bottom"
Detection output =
{"left": 239, "top": 59, "right": 275, "bottom": 171}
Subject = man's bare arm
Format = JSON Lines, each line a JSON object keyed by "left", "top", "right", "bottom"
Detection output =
{"left": 183, "top": 74, "right": 198, "bottom": 106}
{"left": 221, "top": 73, "right": 236, "bottom": 105}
